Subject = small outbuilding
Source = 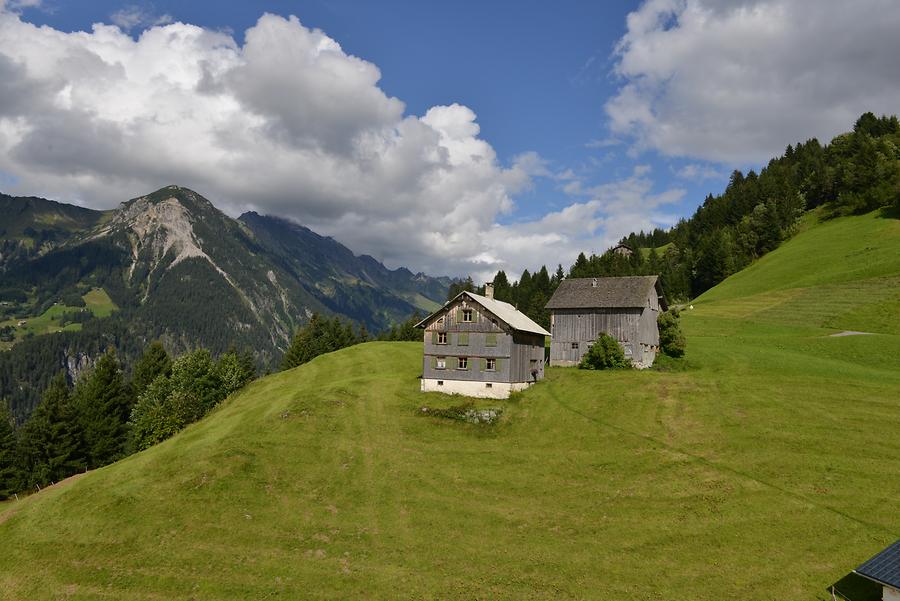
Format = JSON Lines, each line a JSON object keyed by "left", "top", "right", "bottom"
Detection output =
{"left": 545, "top": 275, "right": 667, "bottom": 368}
{"left": 416, "top": 284, "right": 549, "bottom": 399}
{"left": 829, "top": 539, "right": 900, "bottom": 601}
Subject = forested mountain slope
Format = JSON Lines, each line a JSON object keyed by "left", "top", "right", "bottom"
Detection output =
{"left": 0, "top": 207, "right": 897, "bottom": 600}
{"left": 470, "top": 112, "right": 900, "bottom": 323}
{"left": 0, "top": 186, "right": 449, "bottom": 421}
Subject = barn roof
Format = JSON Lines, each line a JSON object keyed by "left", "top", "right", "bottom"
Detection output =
{"left": 545, "top": 276, "right": 667, "bottom": 310}
{"left": 855, "top": 539, "right": 900, "bottom": 589}
{"left": 415, "top": 291, "right": 550, "bottom": 337}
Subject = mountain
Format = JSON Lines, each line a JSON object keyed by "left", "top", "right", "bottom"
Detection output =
{"left": 0, "top": 209, "right": 897, "bottom": 599}
{"left": 0, "top": 194, "right": 105, "bottom": 271}
{"left": 0, "top": 186, "right": 450, "bottom": 421}
{"left": 238, "top": 211, "right": 449, "bottom": 321}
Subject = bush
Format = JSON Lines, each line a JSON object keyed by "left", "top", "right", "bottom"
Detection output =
{"left": 578, "top": 333, "right": 630, "bottom": 370}
{"left": 658, "top": 309, "right": 686, "bottom": 358}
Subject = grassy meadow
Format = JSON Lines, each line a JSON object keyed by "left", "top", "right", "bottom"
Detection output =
{"left": 0, "top": 287, "right": 117, "bottom": 350}
{"left": 0, "top": 211, "right": 898, "bottom": 599}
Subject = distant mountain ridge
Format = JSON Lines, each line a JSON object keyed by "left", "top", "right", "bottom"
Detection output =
{"left": 0, "top": 185, "right": 450, "bottom": 420}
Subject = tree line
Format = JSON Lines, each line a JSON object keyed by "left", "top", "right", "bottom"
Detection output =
{"left": 0, "top": 342, "right": 255, "bottom": 499}
{"left": 279, "top": 311, "right": 426, "bottom": 372}
{"left": 463, "top": 112, "right": 900, "bottom": 320}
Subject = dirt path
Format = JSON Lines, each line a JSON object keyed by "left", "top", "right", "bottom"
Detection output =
{"left": 828, "top": 330, "right": 874, "bottom": 337}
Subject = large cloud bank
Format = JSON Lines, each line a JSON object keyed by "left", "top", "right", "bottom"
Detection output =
{"left": 607, "top": 0, "right": 900, "bottom": 164}
{"left": 1, "top": 9, "right": 606, "bottom": 277}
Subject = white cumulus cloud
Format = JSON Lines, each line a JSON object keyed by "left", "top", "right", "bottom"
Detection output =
{"left": 0, "top": 7, "right": 682, "bottom": 279}
{"left": 607, "top": 0, "right": 900, "bottom": 164}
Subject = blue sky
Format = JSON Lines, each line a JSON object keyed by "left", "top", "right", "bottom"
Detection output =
{"left": 3, "top": 0, "right": 899, "bottom": 277}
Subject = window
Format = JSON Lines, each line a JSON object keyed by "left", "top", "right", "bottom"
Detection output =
{"left": 485, "top": 333, "right": 497, "bottom": 347}
{"left": 571, "top": 342, "right": 579, "bottom": 350}
{"left": 485, "top": 358, "right": 496, "bottom": 371}
{"left": 485, "top": 383, "right": 493, "bottom": 389}
{"left": 437, "top": 332, "right": 447, "bottom": 344}
{"left": 458, "top": 332, "right": 469, "bottom": 346}
{"left": 462, "top": 308, "right": 474, "bottom": 322}
{"left": 457, "top": 357, "right": 468, "bottom": 370}
{"left": 436, "top": 357, "right": 446, "bottom": 370}
{"left": 437, "top": 380, "right": 444, "bottom": 386}
{"left": 437, "top": 316, "right": 444, "bottom": 324}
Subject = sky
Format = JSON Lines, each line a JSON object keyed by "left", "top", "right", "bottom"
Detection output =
{"left": 1, "top": 0, "right": 900, "bottom": 280}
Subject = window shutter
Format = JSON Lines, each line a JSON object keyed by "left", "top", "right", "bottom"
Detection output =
{"left": 496, "top": 358, "right": 503, "bottom": 372}
{"left": 431, "top": 331, "right": 437, "bottom": 344}
{"left": 481, "top": 358, "right": 487, "bottom": 371}
{"left": 431, "top": 356, "right": 436, "bottom": 369}
{"left": 446, "top": 309, "right": 453, "bottom": 325}
{"left": 486, "top": 333, "right": 497, "bottom": 347}
{"left": 459, "top": 332, "right": 469, "bottom": 346}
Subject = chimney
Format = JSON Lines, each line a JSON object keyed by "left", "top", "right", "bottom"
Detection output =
{"left": 484, "top": 282, "right": 494, "bottom": 299}
{"left": 592, "top": 278, "right": 598, "bottom": 288}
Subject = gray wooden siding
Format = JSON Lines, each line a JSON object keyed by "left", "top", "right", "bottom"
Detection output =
{"left": 550, "top": 302, "right": 661, "bottom": 366}
{"left": 508, "top": 332, "right": 546, "bottom": 382}
{"left": 421, "top": 297, "right": 545, "bottom": 383}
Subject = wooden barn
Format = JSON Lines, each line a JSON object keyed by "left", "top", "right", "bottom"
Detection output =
{"left": 610, "top": 243, "right": 634, "bottom": 257}
{"left": 416, "top": 284, "right": 550, "bottom": 399}
{"left": 545, "top": 275, "right": 667, "bottom": 368}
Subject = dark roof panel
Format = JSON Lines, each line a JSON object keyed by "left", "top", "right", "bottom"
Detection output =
{"left": 856, "top": 539, "right": 900, "bottom": 589}
{"left": 545, "top": 276, "right": 665, "bottom": 310}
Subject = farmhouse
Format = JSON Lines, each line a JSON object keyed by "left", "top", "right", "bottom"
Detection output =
{"left": 610, "top": 243, "right": 634, "bottom": 257}
{"left": 545, "top": 275, "right": 667, "bottom": 368}
{"left": 416, "top": 284, "right": 549, "bottom": 399}
{"left": 830, "top": 539, "right": 900, "bottom": 601}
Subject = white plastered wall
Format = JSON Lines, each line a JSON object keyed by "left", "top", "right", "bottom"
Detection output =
{"left": 420, "top": 378, "right": 532, "bottom": 399}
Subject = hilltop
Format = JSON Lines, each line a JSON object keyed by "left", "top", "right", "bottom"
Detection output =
{"left": 0, "top": 208, "right": 897, "bottom": 599}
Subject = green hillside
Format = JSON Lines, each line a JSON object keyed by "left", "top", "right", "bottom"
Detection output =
{"left": 1, "top": 211, "right": 898, "bottom": 599}
{"left": 694, "top": 209, "right": 900, "bottom": 335}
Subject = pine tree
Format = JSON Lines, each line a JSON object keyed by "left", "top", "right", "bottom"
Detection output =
{"left": 73, "top": 350, "right": 132, "bottom": 468}
{"left": 0, "top": 402, "right": 20, "bottom": 498}
{"left": 553, "top": 264, "right": 565, "bottom": 286}
{"left": 16, "top": 373, "right": 86, "bottom": 489}
{"left": 238, "top": 348, "right": 257, "bottom": 382}
{"left": 131, "top": 341, "right": 172, "bottom": 398}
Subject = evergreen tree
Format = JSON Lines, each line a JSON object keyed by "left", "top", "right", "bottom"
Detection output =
{"left": 131, "top": 341, "right": 172, "bottom": 398}
{"left": 72, "top": 350, "right": 132, "bottom": 468}
{"left": 553, "top": 264, "right": 566, "bottom": 286}
{"left": 16, "top": 373, "right": 86, "bottom": 488}
{"left": 0, "top": 402, "right": 19, "bottom": 498}
{"left": 446, "top": 276, "right": 474, "bottom": 300}
{"left": 570, "top": 253, "right": 589, "bottom": 278}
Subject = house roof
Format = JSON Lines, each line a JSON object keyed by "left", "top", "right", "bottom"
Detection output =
{"left": 545, "top": 276, "right": 667, "bottom": 310}
{"left": 855, "top": 539, "right": 900, "bottom": 589}
{"left": 415, "top": 291, "right": 550, "bottom": 337}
